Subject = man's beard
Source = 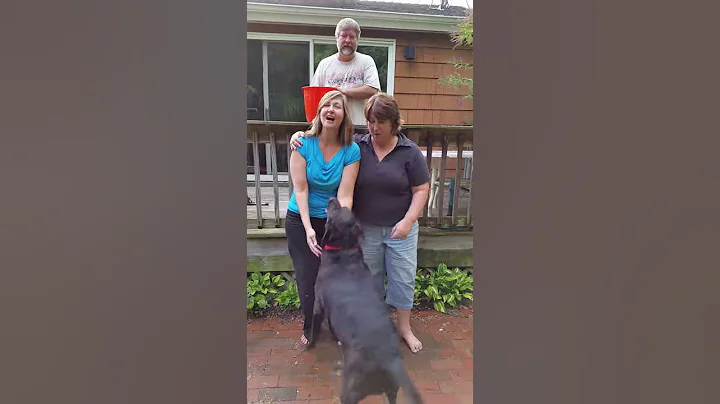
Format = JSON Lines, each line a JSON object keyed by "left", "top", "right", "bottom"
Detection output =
{"left": 339, "top": 45, "right": 355, "bottom": 56}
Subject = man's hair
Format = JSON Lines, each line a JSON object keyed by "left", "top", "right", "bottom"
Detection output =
{"left": 335, "top": 18, "right": 361, "bottom": 38}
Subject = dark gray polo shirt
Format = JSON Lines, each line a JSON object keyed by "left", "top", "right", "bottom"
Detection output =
{"left": 352, "top": 132, "right": 431, "bottom": 227}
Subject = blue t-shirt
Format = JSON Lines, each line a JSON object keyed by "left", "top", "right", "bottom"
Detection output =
{"left": 287, "top": 136, "right": 361, "bottom": 218}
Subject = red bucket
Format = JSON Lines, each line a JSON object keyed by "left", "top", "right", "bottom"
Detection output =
{"left": 302, "top": 86, "right": 338, "bottom": 122}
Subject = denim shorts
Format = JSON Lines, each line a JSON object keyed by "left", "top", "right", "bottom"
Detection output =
{"left": 359, "top": 221, "right": 419, "bottom": 310}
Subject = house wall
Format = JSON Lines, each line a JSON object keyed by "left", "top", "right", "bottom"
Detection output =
{"left": 248, "top": 23, "right": 473, "bottom": 126}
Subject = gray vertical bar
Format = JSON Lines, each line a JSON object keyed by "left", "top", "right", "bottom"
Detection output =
{"left": 466, "top": 145, "right": 473, "bottom": 225}
{"left": 437, "top": 135, "right": 449, "bottom": 226}
{"left": 452, "top": 133, "right": 465, "bottom": 225}
{"left": 423, "top": 132, "right": 432, "bottom": 220}
{"left": 286, "top": 133, "right": 293, "bottom": 198}
{"left": 252, "top": 131, "right": 262, "bottom": 228}
{"left": 269, "top": 131, "right": 280, "bottom": 227}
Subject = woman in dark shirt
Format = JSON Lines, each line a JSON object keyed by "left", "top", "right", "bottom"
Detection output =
{"left": 290, "top": 93, "right": 430, "bottom": 353}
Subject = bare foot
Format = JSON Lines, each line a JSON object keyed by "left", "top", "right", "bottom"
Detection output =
{"left": 400, "top": 329, "right": 423, "bottom": 353}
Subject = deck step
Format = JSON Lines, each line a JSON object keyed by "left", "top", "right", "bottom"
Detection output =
{"left": 246, "top": 227, "right": 472, "bottom": 272}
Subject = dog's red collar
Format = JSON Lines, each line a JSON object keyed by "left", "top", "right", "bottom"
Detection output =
{"left": 323, "top": 243, "right": 359, "bottom": 251}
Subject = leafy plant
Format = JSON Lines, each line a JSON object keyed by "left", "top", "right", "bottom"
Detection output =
{"left": 414, "top": 263, "right": 473, "bottom": 313}
{"left": 247, "top": 264, "right": 473, "bottom": 316}
{"left": 438, "top": 9, "right": 473, "bottom": 100}
{"left": 450, "top": 9, "right": 473, "bottom": 48}
{"left": 274, "top": 280, "right": 301, "bottom": 310}
{"left": 247, "top": 272, "right": 286, "bottom": 313}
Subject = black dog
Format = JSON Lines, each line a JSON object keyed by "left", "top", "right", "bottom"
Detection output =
{"left": 306, "top": 197, "right": 423, "bottom": 404}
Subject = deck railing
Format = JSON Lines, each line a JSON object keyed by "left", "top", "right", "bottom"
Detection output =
{"left": 247, "top": 121, "right": 474, "bottom": 229}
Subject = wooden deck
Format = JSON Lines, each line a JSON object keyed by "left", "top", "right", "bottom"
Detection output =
{"left": 247, "top": 180, "right": 471, "bottom": 225}
{"left": 247, "top": 121, "right": 474, "bottom": 229}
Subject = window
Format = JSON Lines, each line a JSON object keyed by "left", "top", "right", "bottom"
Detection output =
{"left": 312, "top": 43, "right": 390, "bottom": 95}
{"left": 247, "top": 33, "right": 396, "bottom": 122}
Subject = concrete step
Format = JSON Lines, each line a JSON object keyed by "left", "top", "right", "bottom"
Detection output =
{"left": 247, "top": 227, "right": 473, "bottom": 272}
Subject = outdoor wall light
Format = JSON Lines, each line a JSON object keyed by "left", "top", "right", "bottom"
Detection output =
{"left": 403, "top": 45, "right": 416, "bottom": 60}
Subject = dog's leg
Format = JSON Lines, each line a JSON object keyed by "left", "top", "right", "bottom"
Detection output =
{"left": 340, "top": 373, "right": 364, "bottom": 404}
{"left": 327, "top": 317, "right": 341, "bottom": 345}
{"left": 386, "top": 387, "right": 399, "bottom": 404}
{"left": 331, "top": 339, "right": 345, "bottom": 376}
{"left": 306, "top": 295, "right": 324, "bottom": 349}
{"left": 340, "top": 391, "right": 363, "bottom": 404}
{"left": 388, "top": 359, "right": 423, "bottom": 404}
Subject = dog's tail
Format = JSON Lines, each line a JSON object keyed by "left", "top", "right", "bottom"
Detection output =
{"left": 389, "top": 360, "right": 424, "bottom": 404}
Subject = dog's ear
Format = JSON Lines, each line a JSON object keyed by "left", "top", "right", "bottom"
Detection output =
{"left": 321, "top": 217, "right": 334, "bottom": 246}
{"left": 327, "top": 197, "right": 341, "bottom": 211}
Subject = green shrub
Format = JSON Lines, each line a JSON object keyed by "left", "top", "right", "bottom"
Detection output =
{"left": 247, "top": 272, "right": 286, "bottom": 313}
{"left": 274, "top": 281, "right": 301, "bottom": 310}
{"left": 247, "top": 263, "right": 473, "bottom": 315}
{"left": 414, "top": 263, "right": 473, "bottom": 313}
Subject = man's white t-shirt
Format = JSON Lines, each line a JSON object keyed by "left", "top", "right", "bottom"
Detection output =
{"left": 311, "top": 52, "right": 381, "bottom": 126}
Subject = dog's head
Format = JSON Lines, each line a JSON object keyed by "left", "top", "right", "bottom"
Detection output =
{"left": 322, "top": 197, "right": 363, "bottom": 248}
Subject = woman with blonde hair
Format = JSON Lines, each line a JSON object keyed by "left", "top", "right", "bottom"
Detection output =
{"left": 285, "top": 90, "right": 360, "bottom": 346}
{"left": 290, "top": 93, "right": 430, "bottom": 353}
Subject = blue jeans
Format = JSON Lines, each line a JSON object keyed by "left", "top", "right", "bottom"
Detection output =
{"left": 360, "top": 221, "right": 419, "bottom": 310}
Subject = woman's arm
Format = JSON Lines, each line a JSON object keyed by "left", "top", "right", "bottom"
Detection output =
{"left": 390, "top": 182, "right": 429, "bottom": 239}
{"left": 289, "top": 131, "right": 306, "bottom": 150}
{"left": 403, "top": 182, "right": 430, "bottom": 223}
{"left": 339, "top": 85, "right": 379, "bottom": 100}
{"left": 292, "top": 132, "right": 363, "bottom": 151}
{"left": 391, "top": 145, "right": 431, "bottom": 239}
{"left": 289, "top": 150, "right": 313, "bottom": 232}
{"left": 336, "top": 161, "right": 360, "bottom": 209}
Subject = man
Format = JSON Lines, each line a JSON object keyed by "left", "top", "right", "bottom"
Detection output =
{"left": 312, "top": 18, "right": 380, "bottom": 126}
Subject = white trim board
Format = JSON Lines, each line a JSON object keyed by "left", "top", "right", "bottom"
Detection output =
{"left": 247, "top": 2, "right": 461, "bottom": 34}
{"left": 246, "top": 32, "right": 395, "bottom": 48}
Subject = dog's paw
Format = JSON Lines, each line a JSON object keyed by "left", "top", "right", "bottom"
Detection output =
{"left": 332, "top": 360, "right": 343, "bottom": 376}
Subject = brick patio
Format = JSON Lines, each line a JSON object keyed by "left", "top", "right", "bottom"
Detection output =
{"left": 247, "top": 309, "right": 473, "bottom": 404}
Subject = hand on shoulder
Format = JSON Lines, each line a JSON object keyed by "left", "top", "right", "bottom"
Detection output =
{"left": 290, "top": 131, "right": 306, "bottom": 151}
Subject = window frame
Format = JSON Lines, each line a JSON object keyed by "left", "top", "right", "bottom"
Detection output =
{"left": 247, "top": 32, "right": 396, "bottom": 121}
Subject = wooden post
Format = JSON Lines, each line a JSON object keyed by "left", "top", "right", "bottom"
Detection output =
{"left": 437, "top": 135, "right": 449, "bottom": 226}
{"left": 452, "top": 134, "right": 465, "bottom": 225}
{"left": 423, "top": 132, "right": 433, "bottom": 221}
{"left": 269, "top": 131, "right": 280, "bottom": 227}
{"left": 252, "top": 131, "right": 263, "bottom": 228}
